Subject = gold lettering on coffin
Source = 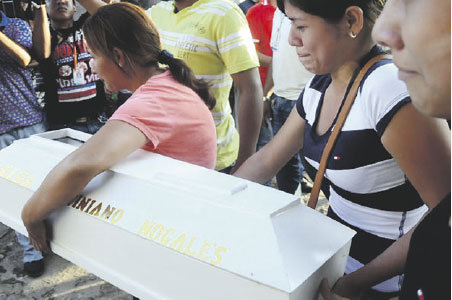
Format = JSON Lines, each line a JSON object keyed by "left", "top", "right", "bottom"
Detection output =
{"left": 0, "top": 165, "right": 33, "bottom": 187}
{"left": 137, "top": 219, "right": 228, "bottom": 267}
{"left": 67, "top": 196, "right": 227, "bottom": 266}
{"left": 68, "top": 195, "right": 124, "bottom": 225}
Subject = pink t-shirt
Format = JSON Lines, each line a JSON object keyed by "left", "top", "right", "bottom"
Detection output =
{"left": 110, "top": 71, "right": 217, "bottom": 169}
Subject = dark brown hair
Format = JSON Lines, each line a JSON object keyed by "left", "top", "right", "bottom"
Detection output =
{"left": 277, "top": 0, "right": 386, "bottom": 29}
{"left": 82, "top": 2, "right": 216, "bottom": 109}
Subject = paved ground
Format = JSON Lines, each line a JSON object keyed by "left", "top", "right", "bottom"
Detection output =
{"left": 0, "top": 183, "right": 328, "bottom": 299}
{"left": 0, "top": 222, "right": 135, "bottom": 300}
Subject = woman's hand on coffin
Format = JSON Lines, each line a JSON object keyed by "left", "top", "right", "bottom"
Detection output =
{"left": 319, "top": 278, "right": 355, "bottom": 300}
{"left": 24, "top": 220, "right": 51, "bottom": 254}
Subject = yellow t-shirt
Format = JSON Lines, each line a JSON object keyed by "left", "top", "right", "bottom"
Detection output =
{"left": 149, "top": 0, "right": 259, "bottom": 170}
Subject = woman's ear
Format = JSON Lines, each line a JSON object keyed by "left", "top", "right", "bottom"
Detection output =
{"left": 344, "top": 6, "right": 364, "bottom": 38}
{"left": 112, "top": 47, "right": 125, "bottom": 68}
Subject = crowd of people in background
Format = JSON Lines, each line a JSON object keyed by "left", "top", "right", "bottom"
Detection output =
{"left": 0, "top": 0, "right": 449, "bottom": 299}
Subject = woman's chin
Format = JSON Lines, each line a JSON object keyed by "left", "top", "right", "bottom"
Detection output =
{"left": 298, "top": 60, "right": 320, "bottom": 74}
{"left": 412, "top": 97, "right": 450, "bottom": 119}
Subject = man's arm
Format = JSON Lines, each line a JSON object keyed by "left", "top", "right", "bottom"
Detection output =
{"left": 77, "top": 0, "right": 106, "bottom": 15}
{"left": 0, "top": 31, "right": 32, "bottom": 67}
{"left": 257, "top": 52, "right": 272, "bottom": 68}
{"left": 263, "top": 59, "right": 274, "bottom": 97}
{"left": 262, "top": 58, "right": 274, "bottom": 124}
{"left": 32, "top": 4, "right": 51, "bottom": 59}
{"left": 22, "top": 120, "right": 148, "bottom": 253}
{"left": 230, "top": 67, "right": 263, "bottom": 171}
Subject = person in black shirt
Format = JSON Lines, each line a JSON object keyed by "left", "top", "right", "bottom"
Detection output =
{"left": 38, "top": 0, "right": 107, "bottom": 134}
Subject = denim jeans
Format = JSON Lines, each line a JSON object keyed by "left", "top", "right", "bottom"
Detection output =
{"left": 0, "top": 121, "right": 46, "bottom": 149}
{"left": 218, "top": 163, "right": 234, "bottom": 174}
{"left": 257, "top": 118, "right": 273, "bottom": 186}
{"left": 272, "top": 95, "right": 303, "bottom": 194}
{"left": 16, "top": 232, "right": 44, "bottom": 263}
{"left": 0, "top": 121, "right": 47, "bottom": 263}
{"left": 257, "top": 118, "right": 273, "bottom": 150}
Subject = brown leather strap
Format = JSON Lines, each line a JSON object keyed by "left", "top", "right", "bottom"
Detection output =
{"left": 307, "top": 54, "right": 392, "bottom": 209}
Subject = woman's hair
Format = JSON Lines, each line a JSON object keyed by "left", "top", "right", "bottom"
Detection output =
{"left": 277, "top": 0, "right": 386, "bottom": 28}
{"left": 82, "top": 2, "right": 216, "bottom": 109}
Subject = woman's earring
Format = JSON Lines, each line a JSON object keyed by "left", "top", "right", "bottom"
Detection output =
{"left": 349, "top": 31, "right": 357, "bottom": 39}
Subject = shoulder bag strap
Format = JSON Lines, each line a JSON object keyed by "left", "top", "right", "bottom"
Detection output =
{"left": 307, "top": 54, "right": 392, "bottom": 209}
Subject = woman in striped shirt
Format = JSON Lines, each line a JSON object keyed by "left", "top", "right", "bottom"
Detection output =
{"left": 234, "top": 0, "right": 450, "bottom": 298}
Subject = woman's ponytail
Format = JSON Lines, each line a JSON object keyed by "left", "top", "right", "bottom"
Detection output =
{"left": 158, "top": 50, "right": 216, "bottom": 110}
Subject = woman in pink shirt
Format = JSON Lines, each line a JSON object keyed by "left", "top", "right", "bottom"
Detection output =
{"left": 21, "top": 3, "right": 217, "bottom": 253}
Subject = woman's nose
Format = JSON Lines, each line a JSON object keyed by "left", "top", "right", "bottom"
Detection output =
{"left": 288, "top": 24, "right": 302, "bottom": 47}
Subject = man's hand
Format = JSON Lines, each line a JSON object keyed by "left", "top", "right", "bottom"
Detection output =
{"left": 262, "top": 97, "right": 272, "bottom": 127}
{"left": 24, "top": 220, "right": 51, "bottom": 254}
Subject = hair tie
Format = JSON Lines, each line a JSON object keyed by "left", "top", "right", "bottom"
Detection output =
{"left": 158, "top": 49, "right": 174, "bottom": 65}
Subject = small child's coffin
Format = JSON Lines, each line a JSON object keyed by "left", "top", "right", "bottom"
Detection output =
{"left": 0, "top": 129, "right": 355, "bottom": 299}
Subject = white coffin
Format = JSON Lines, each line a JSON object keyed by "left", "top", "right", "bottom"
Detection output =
{"left": 0, "top": 129, "right": 355, "bottom": 300}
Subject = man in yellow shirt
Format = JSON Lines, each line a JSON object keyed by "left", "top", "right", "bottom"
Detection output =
{"left": 148, "top": 0, "right": 262, "bottom": 172}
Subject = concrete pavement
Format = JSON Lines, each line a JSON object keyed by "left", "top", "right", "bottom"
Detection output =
{"left": 0, "top": 222, "right": 133, "bottom": 299}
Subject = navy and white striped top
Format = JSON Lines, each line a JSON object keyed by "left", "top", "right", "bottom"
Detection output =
{"left": 297, "top": 56, "right": 427, "bottom": 293}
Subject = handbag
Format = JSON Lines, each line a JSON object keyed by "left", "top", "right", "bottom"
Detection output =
{"left": 307, "top": 54, "right": 392, "bottom": 209}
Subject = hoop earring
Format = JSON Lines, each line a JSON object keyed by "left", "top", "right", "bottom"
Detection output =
{"left": 349, "top": 32, "right": 357, "bottom": 39}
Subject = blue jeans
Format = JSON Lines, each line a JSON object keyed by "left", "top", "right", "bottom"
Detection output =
{"left": 0, "top": 121, "right": 46, "bottom": 149}
{"left": 0, "top": 121, "right": 47, "bottom": 263}
{"left": 257, "top": 118, "right": 273, "bottom": 186}
{"left": 272, "top": 96, "right": 303, "bottom": 194}
{"left": 218, "top": 162, "right": 235, "bottom": 175}
{"left": 16, "top": 232, "right": 44, "bottom": 263}
{"left": 257, "top": 118, "right": 273, "bottom": 150}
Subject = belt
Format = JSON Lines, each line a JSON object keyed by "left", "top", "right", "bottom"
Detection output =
{"left": 74, "top": 113, "right": 108, "bottom": 124}
{"left": 74, "top": 116, "right": 89, "bottom": 123}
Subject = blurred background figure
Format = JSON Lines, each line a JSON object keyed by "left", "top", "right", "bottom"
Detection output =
{"left": 235, "top": 0, "right": 257, "bottom": 15}
{"left": 38, "top": 0, "right": 108, "bottom": 134}
{"left": 245, "top": 0, "right": 275, "bottom": 186}
{"left": 262, "top": 5, "right": 313, "bottom": 194}
{"left": 0, "top": 1, "right": 46, "bottom": 277}
{"left": 149, "top": 0, "right": 263, "bottom": 174}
